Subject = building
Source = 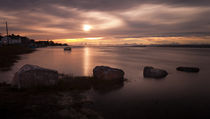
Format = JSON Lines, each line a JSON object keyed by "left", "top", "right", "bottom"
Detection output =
{"left": 0, "top": 35, "right": 2, "bottom": 45}
{"left": 1, "top": 36, "right": 22, "bottom": 45}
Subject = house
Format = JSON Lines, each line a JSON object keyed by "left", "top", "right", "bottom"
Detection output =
{"left": 1, "top": 36, "right": 22, "bottom": 45}
{"left": 0, "top": 35, "right": 2, "bottom": 45}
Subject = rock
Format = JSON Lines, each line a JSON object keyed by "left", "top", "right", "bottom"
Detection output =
{"left": 93, "top": 66, "right": 124, "bottom": 81}
{"left": 143, "top": 66, "right": 168, "bottom": 79}
{"left": 176, "top": 67, "right": 200, "bottom": 73}
{"left": 12, "top": 64, "right": 58, "bottom": 88}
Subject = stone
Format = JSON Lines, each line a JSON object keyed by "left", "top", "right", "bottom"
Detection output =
{"left": 176, "top": 67, "right": 200, "bottom": 73}
{"left": 93, "top": 66, "right": 124, "bottom": 81}
{"left": 143, "top": 66, "right": 168, "bottom": 79}
{"left": 12, "top": 64, "right": 58, "bottom": 88}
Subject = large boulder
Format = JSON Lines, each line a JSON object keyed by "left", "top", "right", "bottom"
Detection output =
{"left": 12, "top": 64, "right": 59, "bottom": 88}
{"left": 176, "top": 67, "right": 200, "bottom": 73}
{"left": 143, "top": 66, "right": 168, "bottom": 79}
{"left": 93, "top": 66, "right": 124, "bottom": 81}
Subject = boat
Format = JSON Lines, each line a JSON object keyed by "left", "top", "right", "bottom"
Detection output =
{"left": 64, "top": 47, "right": 71, "bottom": 51}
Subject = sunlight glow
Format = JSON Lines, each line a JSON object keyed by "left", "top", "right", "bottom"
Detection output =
{"left": 83, "top": 24, "right": 92, "bottom": 31}
{"left": 84, "top": 37, "right": 103, "bottom": 40}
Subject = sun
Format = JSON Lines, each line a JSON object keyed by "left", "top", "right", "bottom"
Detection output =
{"left": 83, "top": 24, "right": 92, "bottom": 31}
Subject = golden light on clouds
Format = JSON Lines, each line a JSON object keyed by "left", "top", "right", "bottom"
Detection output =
{"left": 84, "top": 37, "right": 103, "bottom": 40}
{"left": 53, "top": 37, "right": 104, "bottom": 45}
{"left": 53, "top": 36, "right": 210, "bottom": 45}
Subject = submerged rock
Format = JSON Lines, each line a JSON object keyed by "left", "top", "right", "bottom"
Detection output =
{"left": 176, "top": 67, "right": 200, "bottom": 73}
{"left": 93, "top": 66, "right": 124, "bottom": 81}
{"left": 143, "top": 66, "right": 168, "bottom": 79}
{"left": 12, "top": 64, "right": 58, "bottom": 88}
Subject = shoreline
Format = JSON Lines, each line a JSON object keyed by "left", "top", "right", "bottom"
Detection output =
{"left": 0, "top": 45, "right": 35, "bottom": 71}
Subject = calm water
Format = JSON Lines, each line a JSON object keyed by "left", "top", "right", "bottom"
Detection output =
{"left": 1, "top": 46, "right": 210, "bottom": 118}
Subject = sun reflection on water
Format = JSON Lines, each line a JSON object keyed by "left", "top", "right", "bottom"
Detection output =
{"left": 83, "top": 47, "right": 90, "bottom": 76}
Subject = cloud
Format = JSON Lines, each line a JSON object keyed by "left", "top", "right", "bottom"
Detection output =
{"left": 0, "top": 0, "right": 210, "bottom": 11}
{"left": 0, "top": 0, "right": 210, "bottom": 44}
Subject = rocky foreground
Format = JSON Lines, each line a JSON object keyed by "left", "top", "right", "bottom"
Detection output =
{"left": 0, "top": 64, "right": 126, "bottom": 119}
{"left": 0, "top": 63, "right": 201, "bottom": 119}
{"left": 0, "top": 80, "right": 104, "bottom": 119}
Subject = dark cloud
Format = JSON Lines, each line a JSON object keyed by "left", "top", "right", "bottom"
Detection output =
{"left": 0, "top": 0, "right": 210, "bottom": 11}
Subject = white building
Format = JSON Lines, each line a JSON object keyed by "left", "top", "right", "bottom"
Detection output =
{"left": 1, "top": 37, "right": 22, "bottom": 45}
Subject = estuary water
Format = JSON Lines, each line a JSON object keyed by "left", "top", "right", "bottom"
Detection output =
{"left": 1, "top": 46, "right": 210, "bottom": 118}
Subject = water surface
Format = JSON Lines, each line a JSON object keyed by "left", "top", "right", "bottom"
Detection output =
{"left": 1, "top": 46, "right": 210, "bottom": 118}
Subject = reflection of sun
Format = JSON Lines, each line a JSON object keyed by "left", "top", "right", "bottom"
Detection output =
{"left": 84, "top": 47, "right": 90, "bottom": 76}
{"left": 83, "top": 24, "right": 92, "bottom": 31}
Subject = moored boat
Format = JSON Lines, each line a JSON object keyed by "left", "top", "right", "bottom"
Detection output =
{"left": 64, "top": 47, "right": 71, "bottom": 51}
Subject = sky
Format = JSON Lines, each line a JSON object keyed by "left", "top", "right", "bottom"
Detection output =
{"left": 0, "top": 0, "right": 210, "bottom": 45}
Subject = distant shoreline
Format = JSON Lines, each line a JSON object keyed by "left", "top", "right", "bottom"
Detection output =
{"left": 74, "top": 44, "right": 210, "bottom": 48}
{"left": 124, "top": 44, "right": 210, "bottom": 48}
